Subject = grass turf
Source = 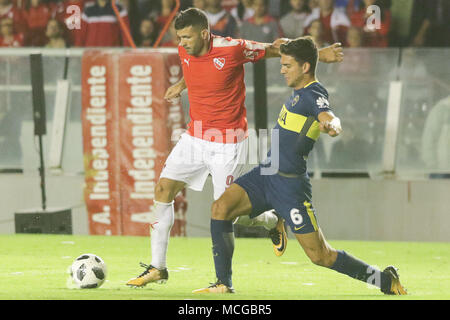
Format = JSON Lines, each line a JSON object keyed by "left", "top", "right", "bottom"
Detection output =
{"left": 0, "top": 234, "right": 449, "bottom": 300}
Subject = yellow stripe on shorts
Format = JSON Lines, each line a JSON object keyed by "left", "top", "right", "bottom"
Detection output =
{"left": 304, "top": 201, "right": 318, "bottom": 232}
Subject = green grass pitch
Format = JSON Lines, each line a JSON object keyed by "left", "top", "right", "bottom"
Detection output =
{"left": 0, "top": 234, "right": 449, "bottom": 300}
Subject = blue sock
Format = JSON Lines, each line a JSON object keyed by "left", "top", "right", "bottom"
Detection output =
{"left": 210, "top": 219, "right": 234, "bottom": 288}
{"left": 330, "top": 250, "right": 391, "bottom": 292}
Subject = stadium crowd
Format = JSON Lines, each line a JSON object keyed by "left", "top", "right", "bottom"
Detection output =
{"left": 0, "top": 0, "right": 448, "bottom": 48}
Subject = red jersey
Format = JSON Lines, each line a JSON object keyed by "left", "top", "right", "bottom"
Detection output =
{"left": 349, "top": 9, "right": 391, "bottom": 47}
{"left": 0, "top": 4, "right": 27, "bottom": 35}
{"left": 320, "top": 12, "right": 334, "bottom": 44}
{"left": 77, "top": 1, "right": 130, "bottom": 47}
{"left": 0, "top": 33, "right": 24, "bottom": 47}
{"left": 24, "top": 3, "right": 53, "bottom": 46}
{"left": 54, "top": 0, "right": 92, "bottom": 46}
{"left": 179, "top": 35, "right": 266, "bottom": 143}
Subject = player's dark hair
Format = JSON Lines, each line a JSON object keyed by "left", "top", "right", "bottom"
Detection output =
{"left": 174, "top": 8, "right": 209, "bottom": 31}
{"left": 280, "top": 36, "right": 318, "bottom": 75}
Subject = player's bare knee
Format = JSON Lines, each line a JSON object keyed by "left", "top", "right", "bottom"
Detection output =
{"left": 155, "top": 180, "right": 175, "bottom": 202}
{"left": 211, "top": 200, "right": 231, "bottom": 220}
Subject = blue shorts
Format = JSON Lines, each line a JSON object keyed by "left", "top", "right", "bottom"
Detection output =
{"left": 235, "top": 166, "right": 319, "bottom": 235}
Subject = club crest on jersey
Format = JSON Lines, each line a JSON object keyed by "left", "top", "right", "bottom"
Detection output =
{"left": 213, "top": 58, "right": 226, "bottom": 70}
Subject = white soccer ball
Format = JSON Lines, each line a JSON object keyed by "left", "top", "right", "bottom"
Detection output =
{"left": 70, "top": 254, "right": 107, "bottom": 289}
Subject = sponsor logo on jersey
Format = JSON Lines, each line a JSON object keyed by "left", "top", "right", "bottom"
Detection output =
{"left": 316, "top": 96, "right": 329, "bottom": 109}
{"left": 243, "top": 49, "right": 258, "bottom": 60}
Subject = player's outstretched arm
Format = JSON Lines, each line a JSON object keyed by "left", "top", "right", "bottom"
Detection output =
{"left": 318, "top": 43, "right": 344, "bottom": 63}
{"left": 263, "top": 38, "right": 289, "bottom": 58}
{"left": 318, "top": 111, "right": 342, "bottom": 137}
{"left": 263, "top": 39, "right": 343, "bottom": 63}
{"left": 164, "top": 77, "right": 186, "bottom": 102}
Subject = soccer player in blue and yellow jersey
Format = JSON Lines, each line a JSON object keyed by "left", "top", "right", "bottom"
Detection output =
{"left": 193, "top": 37, "right": 407, "bottom": 295}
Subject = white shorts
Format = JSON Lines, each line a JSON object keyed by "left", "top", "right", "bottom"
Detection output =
{"left": 160, "top": 133, "right": 248, "bottom": 200}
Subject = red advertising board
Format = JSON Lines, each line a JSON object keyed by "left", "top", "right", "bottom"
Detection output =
{"left": 82, "top": 49, "right": 186, "bottom": 236}
{"left": 81, "top": 50, "right": 122, "bottom": 236}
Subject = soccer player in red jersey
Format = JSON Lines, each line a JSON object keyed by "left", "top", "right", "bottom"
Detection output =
{"left": 126, "top": 8, "right": 344, "bottom": 288}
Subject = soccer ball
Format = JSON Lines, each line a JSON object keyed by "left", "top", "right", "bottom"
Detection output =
{"left": 70, "top": 254, "right": 107, "bottom": 289}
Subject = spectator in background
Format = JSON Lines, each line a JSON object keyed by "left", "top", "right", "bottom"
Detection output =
{"left": 24, "top": 0, "right": 52, "bottom": 46}
{"left": 347, "top": 0, "right": 391, "bottom": 47}
{"left": 141, "top": 0, "right": 190, "bottom": 15}
{"left": 336, "top": 25, "right": 371, "bottom": 75}
{"left": 230, "top": 0, "right": 254, "bottom": 27}
{"left": 54, "top": 0, "right": 89, "bottom": 47}
{"left": 0, "top": 0, "right": 27, "bottom": 36}
{"left": 221, "top": 0, "right": 238, "bottom": 11}
{"left": 160, "top": 20, "right": 178, "bottom": 47}
{"left": 410, "top": 0, "right": 450, "bottom": 47}
{"left": 137, "top": 0, "right": 157, "bottom": 18}
{"left": 266, "top": 0, "right": 281, "bottom": 18}
{"left": 240, "top": 0, "right": 283, "bottom": 43}
{"left": 154, "top": 0, "right": 177, "bottom": 45}
{"left": 308, "top": 0, "right": 319, "bottom": 10}
{"left": 388, "top": 0, "right": 413, "bottom": 47}
{"left": 335, "top": 0, "right": 363, "bottom": 11}
{"left": 205, "top": 0, "right": 238, "bottom": 37}
{"left": 44, "top": 18, "right": 67, "bottom": 48}
{"left": 155, "top": 0, "right": 176, "bottom": 30}
{"left": 137, "top": 16, "right": 158, "bottom": 47}
{"left": 304, "top": 0, "right": 350, "bottom": 44}
{"left": 333, "top": 0, "right": 348, "bottom": 9}
{"left": 77, "top": 0, "right": 131, "bottom": 47}
{"left": 280, "top": 0, "right": 310, "bottom": 39}
{"left": 0, "top": 16, "right": 23, "bottom": 46}
{"left": 345, "top": 25, "right": 363, "bottom": 47}
{"left": 193, "top": 0, "right": 206, "bottom": 10}
{"left": 119, "top": 0, "right": 140, "bottom": 45}
{"left": 307, "top": 18, "right": 328, "bottom": 47}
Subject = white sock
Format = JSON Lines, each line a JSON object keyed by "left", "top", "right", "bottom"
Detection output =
{"left": 150, "top": 201, "right": 174, "bottom": 269}
{"left": 234, "top": 210, "right": 278, "bottom": 230}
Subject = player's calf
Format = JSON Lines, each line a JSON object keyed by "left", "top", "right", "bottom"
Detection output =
{"left": 305, "top": 248, "right": 337, "bottom": 267}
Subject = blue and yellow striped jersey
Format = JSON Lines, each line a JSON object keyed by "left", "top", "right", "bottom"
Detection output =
{"left": 264, "top": 81, "right": 331, "bottom": 175}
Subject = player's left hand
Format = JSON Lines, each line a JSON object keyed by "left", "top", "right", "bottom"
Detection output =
{"left": 319, "top": 43, "right": 344, "bottom": 63}
{"left": 164, "top": 83, "right": 183, "bottom": 102}
{"left": 320, "top": 121, "right": 342, "bottom": 137}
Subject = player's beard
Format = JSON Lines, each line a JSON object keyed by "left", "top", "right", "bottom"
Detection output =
{"left": 190, "top": 38, "right": 209, "bottom": 56}
{"left": 186, "top": 44, "right": 199, "bottom": 56}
